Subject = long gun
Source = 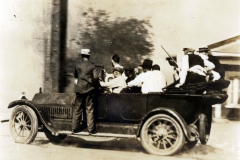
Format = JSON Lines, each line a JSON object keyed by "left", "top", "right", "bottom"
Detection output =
{"left": 161, "top": 46, "right": 178, "bottom": 68}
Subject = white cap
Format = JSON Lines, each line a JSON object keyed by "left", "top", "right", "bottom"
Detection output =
{"left": 81, "top": 49, "right": 90, "bottom": 55}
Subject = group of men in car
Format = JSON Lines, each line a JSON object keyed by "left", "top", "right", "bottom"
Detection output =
{"left": 100, "top": 54, "right": 167, "bottom": 94}
{"left": 72, "top": 47, "right": 224, "bottom": 134}
{"left": 175, "top": 47, "right": 225, "bottom": 87}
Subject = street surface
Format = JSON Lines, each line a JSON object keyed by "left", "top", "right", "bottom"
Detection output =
{"left": 0, "top": 113, "right": 239, "bottom": 160}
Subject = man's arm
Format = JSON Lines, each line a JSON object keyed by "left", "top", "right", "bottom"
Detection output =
{"left": 127, "top": 73, "right": 144, "bottom": 87}
{"left": 100, "top": 78, "right": 120, "bottom": 88}
{"left": 188, "top": 65, "right": 206, "bottom": 76}
{"left": 204, "top": 59, "right": 215, "bottom": 71}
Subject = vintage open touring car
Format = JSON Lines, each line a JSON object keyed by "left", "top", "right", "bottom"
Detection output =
{"left": 7, "top": 79, "right": 229, "bottom": 156}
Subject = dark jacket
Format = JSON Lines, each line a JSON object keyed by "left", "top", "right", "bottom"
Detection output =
{"left": 185, "top": 54, "right": 206, "bottom": 84}
{"left": 188, "top": 54, "right": 204, "bottom": 68}
{"left": 208, "top": 55, "right": 225, "bottom": 79}
{"left": 74, "top": 61, "right": 95, "bottom": 94}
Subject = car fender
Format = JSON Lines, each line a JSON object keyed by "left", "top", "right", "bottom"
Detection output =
{"left": 137, "top": 107, "right": 191, "bottom": 140}
{"left": 8, "top": 100, "right": 57, "bottom": 134}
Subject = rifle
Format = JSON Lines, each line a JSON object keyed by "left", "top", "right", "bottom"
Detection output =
{"left": 161, "top": 46, "right": 178, "bottom": 68}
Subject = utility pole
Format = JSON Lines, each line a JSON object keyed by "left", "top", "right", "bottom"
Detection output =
{"left": 48, "top": 0, "right": 68, "bottom": 92}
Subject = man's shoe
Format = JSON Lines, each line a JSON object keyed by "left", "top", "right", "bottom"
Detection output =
{"left": 71, "top": 128, "right": 81, "bottom": 133}
{"left": 89, "top": 130, "right": 97, "bottom": 135}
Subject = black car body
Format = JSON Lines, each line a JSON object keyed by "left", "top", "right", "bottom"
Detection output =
{"left": 7, "top": 79, "right": 229, "bottom": 156}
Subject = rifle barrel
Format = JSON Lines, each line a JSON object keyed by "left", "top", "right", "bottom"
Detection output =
{"left": 161, "top": 46, "right": 178, "bottom": 67}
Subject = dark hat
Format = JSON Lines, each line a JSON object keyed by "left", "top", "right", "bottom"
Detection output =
{"left": 142, "top": 59, "right": 153, "bottom": 70}
{"left": 197, "top": 47, "right": 210, "bottom": 52}
{"left": 183, "top": 48, "right": 195, "bottom": 52}
{"left": 113, "top": 67, "right": 124, "bottom": 74}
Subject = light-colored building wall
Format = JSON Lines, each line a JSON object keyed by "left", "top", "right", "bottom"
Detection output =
{"left": 209, "top": 36, "right": 240, "bottom": 119}
{"left": 0, "top": 1, "right": 52, "bottom": 113}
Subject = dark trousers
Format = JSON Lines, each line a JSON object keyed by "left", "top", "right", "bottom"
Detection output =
{"left": 185, "top": 72, "right": 206, "bottom": 84}
{"left": 72, "top": 92, "right": 94, "bottom": 132}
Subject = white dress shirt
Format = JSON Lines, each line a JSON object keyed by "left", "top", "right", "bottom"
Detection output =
{"left": 152, "top": 70, "right": 167, "bottom": 92}
{"left": 100, "top": 76, "right": 127, "bottom": 93}
{"left": 128, "top": 71, "right": 164, "bottom": 93}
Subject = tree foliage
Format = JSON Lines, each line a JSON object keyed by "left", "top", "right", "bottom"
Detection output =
{"left": 75, "top": 8, "right": 154, "bottom": 72}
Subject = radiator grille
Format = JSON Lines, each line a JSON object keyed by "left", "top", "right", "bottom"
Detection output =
{"left": 39, "top": 105, "right": 72, "bottom": 118}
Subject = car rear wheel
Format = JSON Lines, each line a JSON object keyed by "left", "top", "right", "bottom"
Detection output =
{"left": 140, "top": 114, "right": 185, "bottom": 156}
{"left": 9, "top": 105, "right": 38, "bottom": 144}
{"left": 44, "top": 129, "right": 67, "bottom": 143}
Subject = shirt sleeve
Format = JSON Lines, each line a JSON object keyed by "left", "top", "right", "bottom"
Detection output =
{"left": 128, "top": 74, "right": 144, "bottom": 86}
{"left": 100, "top": 78, "right": 119, "bottom": 88}
{"left": 204, "top": 59, "right": 215, "bottom": 71}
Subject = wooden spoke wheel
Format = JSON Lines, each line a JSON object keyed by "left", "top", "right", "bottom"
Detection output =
{"left": 140, "top": 114, "right": 185, "bottom": 156}
{"left": 9, "top": 105, "right": 38, "bottom": 144}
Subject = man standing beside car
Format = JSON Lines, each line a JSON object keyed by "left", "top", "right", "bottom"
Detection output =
{"left": 72, "top": 49, "right": 96, "bottom": 135}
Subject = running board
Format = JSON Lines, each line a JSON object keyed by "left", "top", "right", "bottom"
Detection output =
{"left": 55, "top": 131, "right": 136, "bottom": 138}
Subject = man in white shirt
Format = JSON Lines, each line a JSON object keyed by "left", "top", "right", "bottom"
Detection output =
{"left": 128, "top": 59, "right": 163, "bottom": 93}
{"left": 100, "top": 67, "right": 127, "bottom": 93}
{"left": 152, "top": 64, "right": 167, "bottom": 92}
{"left": 197, "top": 47, "right": 221, "bottom": 81}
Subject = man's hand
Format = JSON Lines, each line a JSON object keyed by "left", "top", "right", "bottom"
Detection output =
{"left": 212, "top": 70, "right": 221, "bottom": 81}
{"left": 175, "top": 83, "right": 183, "bottom": 88}
{"left": 127, "top": 83, "right": 133, "bottom": 87}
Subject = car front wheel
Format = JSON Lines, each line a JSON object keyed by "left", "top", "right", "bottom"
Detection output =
{"left": 9, "top": 105, "right": 38, "bottom": 144}
{"left": 140, "top": 114, "right": 185, "bottom": 156}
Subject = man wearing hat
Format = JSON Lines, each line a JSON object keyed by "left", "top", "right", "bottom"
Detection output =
{"left": 173, "top": 47, "right": 195, "bottom": 83}
{"left": 197, "top": 47, "right": 224, "bottom": 81}
{"left": 100, "top": 67, "right": 127, "bottom": 93}
{"left": 128, "top": 59, "right": 162, "bottom": 93}
{"left": 183, "top": 47, "right": 195, "bottom": 55}
{"left": 176, "top": 47, "right": 215, "bottom": 87}
{"left": 72, "top": 49, "right": 96, "bottom": 134}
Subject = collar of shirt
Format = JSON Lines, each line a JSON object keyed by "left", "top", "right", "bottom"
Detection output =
{"left": 114, "top": 64, "right": 123, "bottom": 69}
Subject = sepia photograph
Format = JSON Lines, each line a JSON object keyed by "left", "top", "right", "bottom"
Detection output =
{"left": 0, "top": 0, "right": 240, "bottom": 159}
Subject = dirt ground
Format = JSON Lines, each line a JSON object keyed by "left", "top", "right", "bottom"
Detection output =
{"left": 0, "top": 112, "right": 239, "bottom": 160}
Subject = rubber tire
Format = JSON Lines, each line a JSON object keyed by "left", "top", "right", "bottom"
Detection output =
{"left": 140, "top": 114, "right": 185, "bottom": 156}
{"left": 199, "top": 114, "right": 210, "bottom": 145}
{"left": 9, "top": 105, "right": 38, "bottom": 144}
{"left": 44, "top": 129, "right": 67, "bottom": 143}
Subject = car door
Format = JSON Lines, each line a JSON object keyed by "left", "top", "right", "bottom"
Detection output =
{"left": 105, "top": 93, "right": 147, "bottom": 122}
